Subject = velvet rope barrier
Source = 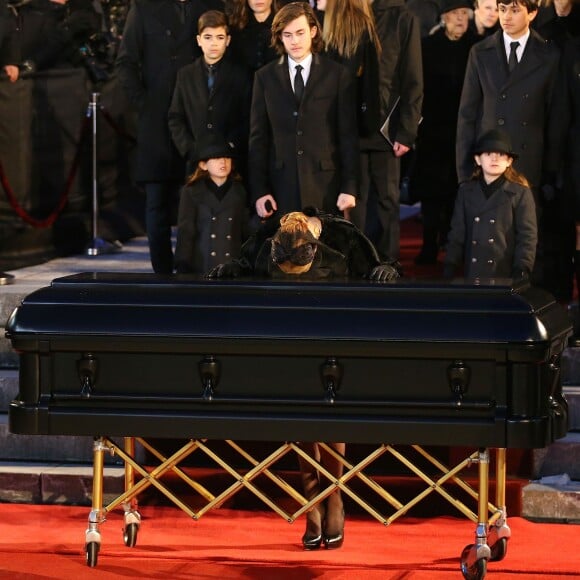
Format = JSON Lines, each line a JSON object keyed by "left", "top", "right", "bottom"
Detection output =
{"left": 0, "top": 101, "right": 136, "bottom": 229}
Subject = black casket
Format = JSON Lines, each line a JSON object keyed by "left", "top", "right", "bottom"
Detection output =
{"left": 6, "top": 273, "right": 571, "bottom": 448}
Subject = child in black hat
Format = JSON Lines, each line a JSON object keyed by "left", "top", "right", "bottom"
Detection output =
{"left": 444, "top": 128, "right": 537, "bottom": 279}
{"left": 174, "top": 135, "right": 252, "bottom": 274}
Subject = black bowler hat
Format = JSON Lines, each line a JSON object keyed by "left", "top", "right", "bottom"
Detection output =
{"left": 473, "top": 129, "right": 518, "bottom": 159}
{"left": 196, "top": 134, "right": 236, "bottom": 163}
{"left": 440, "top": 0, "right": 472, "bottom": 14}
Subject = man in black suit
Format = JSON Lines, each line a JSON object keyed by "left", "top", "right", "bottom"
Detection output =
{"left": 248, "top": 1, "right": 358, "bottom": 220}
{"left": 116, "top": 0, "right": 220, "bottom": 274}
{"left": 456, "top": 0, "right": 560, "bottom": 192}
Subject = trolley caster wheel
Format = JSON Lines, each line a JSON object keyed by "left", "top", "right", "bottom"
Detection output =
{"left": 460, "top": 545, "right": 487, "bottom": 580}
{"left": 123, "top": 522, "right": 139, "bottom": 547}
{"left": 85, "top": 541, "right": 100, "bottom": 567}
{"left": 489, "top": 537, "right": 508, "bottom": 562}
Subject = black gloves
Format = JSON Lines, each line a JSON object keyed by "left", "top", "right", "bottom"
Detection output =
{"left": 368, "top": 263, "right": 400, "bottom": 282}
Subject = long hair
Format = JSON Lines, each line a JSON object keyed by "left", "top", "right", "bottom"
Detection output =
{"left": 471, "top": 164, "right": 530, "bottom": 187}
{"left": 186, "top": 164, "right": 242, "bottom": 186}
{"left": 271, "top": 2, "right": 324, "bottom": 55}
{"left": 225, "top": 0, "right": 277, "bottom": 30}
{"left": 322, "top": 0, "right": 381, "bottom": 58}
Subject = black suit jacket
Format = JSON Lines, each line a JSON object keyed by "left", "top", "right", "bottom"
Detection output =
{"left": 248, "top": 54, "right": 359, "bottom": 215}
{"left": 168, "top": 57, "right": 252, "bottom": 173}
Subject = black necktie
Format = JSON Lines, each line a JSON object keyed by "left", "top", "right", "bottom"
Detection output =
{"left": 294, "top": 64, "right": 304, "bottom": 104}
{"left": 207, "top": 65, "right": 215, "bottom": 94}
{"left": 508, "top": 41, "right": 519, "bottom": 73}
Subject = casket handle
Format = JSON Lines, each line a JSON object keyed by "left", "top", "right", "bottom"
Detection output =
{"left": 199, "top": 355, "right": 221, "bottom": 401}
{"left": 321, "top": 357, "right": 342, "bottom": 404}
{"left": 447, "top": 360, "right": 471, "bottom": 407}
{"left": 78, "top": 353, "right": 98, "bottom": 399}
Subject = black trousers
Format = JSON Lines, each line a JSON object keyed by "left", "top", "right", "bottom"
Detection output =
{"left": 144, "top": 181, "right": 180, "bottom": 274}
{"left": 350, "top": 150, "right": 400, "bottom": 262}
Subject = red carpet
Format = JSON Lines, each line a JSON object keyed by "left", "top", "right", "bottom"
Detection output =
{"left": 400, "top": 213, "right": 443, "bottom": 280}
{"left": 0, "top": 504, "right": 578, "bottom": 578}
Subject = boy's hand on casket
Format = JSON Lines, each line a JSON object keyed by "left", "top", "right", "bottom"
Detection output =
{"left": 368, "top": 263, "right": 400, "bottom": 282}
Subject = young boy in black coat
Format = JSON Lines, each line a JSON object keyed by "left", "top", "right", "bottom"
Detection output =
{"left": 169, "top": 10, "right": 252, "bottom": 178}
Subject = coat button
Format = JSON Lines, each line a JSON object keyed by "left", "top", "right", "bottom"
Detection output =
{"left": 297, "top": 130, "right": 303, "bottom": 136}
{"left": 500, "top": 93, "right": 507, "bottom": 99}
{"left": 210, "top": 233, "right": 216, "bottom": 239}
{"left": 297, "top": 150, "right": 304, "bottom": 155}
{"left": 474, "top": 216, "right": 480, "bottom": 222}
{"left": 210, "top": 251, "right": 216, "bottom": 257}
{"left": 228, "top": 217, "right": 233, "bottom": 221}
{"left": 497, "top": 119, "right": 505, "bottom": 126}
{"left": 208, "top": 106, "right": 213, "bottom": 111}
{"left": 472, "top": 240, "right": 477, "bottom": 245}
{"left": 226, "top": 234, "right": 231, "bottom": 240}
{"left": 211, "top": 216, "right": 217, "bottom": 221}
{"left": 293, "top": 111, "right": 298, "bottom": 117}
{"left": 225, "top": 252, "right": 230, "bottom": 257}
{"left": 488, "top": 238, "right": 494, "bottom": 243}
{"left": 521, "top": 121, "right": 527, "bottom": 126}
{"left": 207, "top": 123, "right": 213, "bottom": 129}
{"left": 472, "top": 258, "right": 477, "bottom": 263}
{"left": 489, "top": 219, "right": 495, "bottom": 224}
{"left": 487, "top": 259, "right": 494, "bottom": 264}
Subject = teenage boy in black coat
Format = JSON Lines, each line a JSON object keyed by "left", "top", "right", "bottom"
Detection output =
{"left": 248, "top": 2, "right": 359, "bottom": 220}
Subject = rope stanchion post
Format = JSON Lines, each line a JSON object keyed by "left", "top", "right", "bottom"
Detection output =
{"left": 86, "top": 91, "right": 122, "bottom": 256}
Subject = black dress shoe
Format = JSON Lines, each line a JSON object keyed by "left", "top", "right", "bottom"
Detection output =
{"left": 323, "top": 529, "right": 344, "bottom": 550}
{"left": 302, "top": 506, "right": 324, "bottom": 550}
{"left": 302, "top": 530, "right": 323, "bottom": 550}
{"left": 323, "top": 509, "right": 344, "bottom": 550}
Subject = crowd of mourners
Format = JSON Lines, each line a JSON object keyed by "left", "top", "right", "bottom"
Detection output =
{"left": 0, "top": 0, "right": 579, "bottom": 303}
{"left": 1, "top": 0, "right": 579, "bottom": 548}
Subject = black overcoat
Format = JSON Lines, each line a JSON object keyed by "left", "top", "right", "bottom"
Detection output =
{"left": 445, "top": 179, "right": 537, "bottom": 278}
{"left": 413, "top": 28, "right": 476, "bottom": 199}
{"left": 360, "top": 0, "right": 423, "bottom": 151}
{"left": 456, "top": 30, "right": 561, "bottom": 188}
{"left": 175, "top": 178, "right": 250, "bottom": 274}
{"left": 248, "top": 54, "right": 359, "bottom": 214}
{"left": 115, "top": 0, "right": 211, "bottom": 183}
{"left": 227, "top": 12, "right": 278, "bottom": 74}
{"left": 168, "top": 57, "right": 252, "bottom": 172}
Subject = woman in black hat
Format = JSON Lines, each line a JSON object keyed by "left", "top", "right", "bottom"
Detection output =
{"left": 174, "top": 135, "right": 252, "bottom": 274}
{"left": 444, "top": 128, "right": 538, "bottom": 279}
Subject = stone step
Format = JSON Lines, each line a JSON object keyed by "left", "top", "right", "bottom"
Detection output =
{"left": 533, "top": 432, "right": 580, "bottom": 481}
{"left": 522, "top": 479, "right": 580, "bottom": 523}
{"left": 0, "top": 415, "right": 124, "bottom": 464}
{"left": 0, "top": 462, "right": 124, "bottom": 505}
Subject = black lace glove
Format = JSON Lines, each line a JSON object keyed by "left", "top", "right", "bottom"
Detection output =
{"left": 368, "top": 263, "right": 400, "bottom": 282}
